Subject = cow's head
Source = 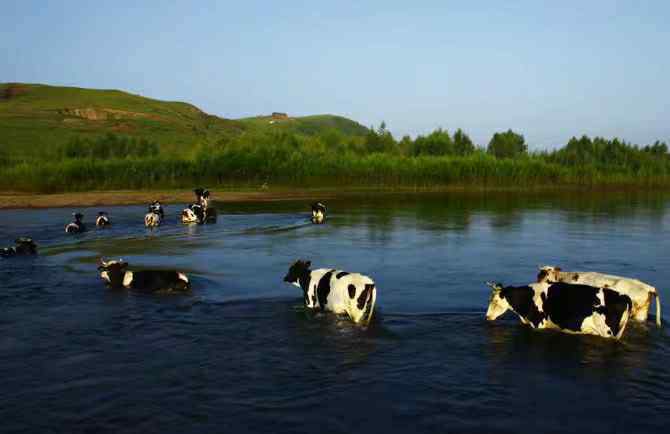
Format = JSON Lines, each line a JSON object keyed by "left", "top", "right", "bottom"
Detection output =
{"left": 537, "top": 265, "right": 561, "bottom": 283}
{"left": 148, "top": 201, "right": 162, "bottom": 214}
{"left": 485, "top": 282, "right": 511, "bottom": 320}
{"left": 283, "top": 260, "right": 311, "bottom": 287}
{"left": 73, "top": 212, "right": 84, "bottom": 222}
{"left": 194, "top": 188, "right": 210, "bottom": 208}
{"left": 98, "top": 258, "right": 129, "bottom": 288}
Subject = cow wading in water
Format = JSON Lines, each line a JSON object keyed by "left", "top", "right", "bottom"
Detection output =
{"left": 486, "top": 280, "right": 633, "bottom": 339}
{"left": 181, "top": 188, "right": 217, "bottom": 224}
{"left": 1, "top": 237, "right": 38, "bottom": 257}
{"left": 97, "top": 259, "right": 191, "bottom": 293}
{"left": 65, "top": 212, "right": 86, "bottom": 233}
{"left": 538, "top": 266, "right": 661, "bottom": 326}
{"left": 145, "top": 201, "right": 164, "bottom": 228}
{"left": 96, "top": 211, "right": 111, "bottom": 227}
{"left": 283, "top": 260, "right": 377, "bottom": 325}
{"left": 310, "top": 202, "right": 326, "bottom": 224}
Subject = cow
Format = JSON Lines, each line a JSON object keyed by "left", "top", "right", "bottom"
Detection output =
{"left": 283, "top": 259, "right": 377, "bottom": 325}
{"left": 95, "top": 211, "right": 111, "bottom": 227}
{"left": 184, "top": 188, "right": 217, "bottom": 224}
{"left": 65, "top": 212, "right": 86, "bottom": 233}
{"left": 1, "top": 237, "right": 38, "bottom": 257}
{"left": 144, "top": 201, "right": 164, "bottom": 228}
{"left": 485, "top": 280, "right": 633, "bottom": 339}
{"left": 181, "top": 203, "right": 204, "bottom": 224}
{"left": 538, "top": 266, "right": 661, "bottom": 326}
{"left": 311, "top": 202, "right": 326, "bottom": 224}
{"left": 97, "top": 258, "right": 191, "bottom": 293}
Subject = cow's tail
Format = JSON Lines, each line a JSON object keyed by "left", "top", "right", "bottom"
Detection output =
{"left": 654, "top": 292, "right": 661, "bottom": 327}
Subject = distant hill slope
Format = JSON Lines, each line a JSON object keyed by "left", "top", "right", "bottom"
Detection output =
{"left": 0, "top": 83, "right": 369, "bottom": 158}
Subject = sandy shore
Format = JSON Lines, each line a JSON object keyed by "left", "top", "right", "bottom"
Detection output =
{"left": 0, "top": 190, "right": 340, "bottom": 209}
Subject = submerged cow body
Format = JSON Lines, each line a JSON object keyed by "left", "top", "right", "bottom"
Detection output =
{"left": 311, "top": 202, "right": 326, "bottom": 224}
{"left": 538, "top": 266, "right": 661, "bottom": 326}
{"left": 65, "top": 213, "right": 86, "bottom": 233}
{"left": 284, "top": 260, "right": 376, "bottom": 325}
{"left": 486, "top": 280, "right": 633, "bottom": 339}
{"left": 1, "top": 237, "right": 38, "bottom": 257}
{"left": 145, "top": 201, "right": 164, "bottom": 228}
{"left": 98, "top": 259, "right": 190, "bottom": 293}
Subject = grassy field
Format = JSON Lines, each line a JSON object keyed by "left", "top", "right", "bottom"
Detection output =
{"left": 0, "top": 83, "right": 367, "bottom": 159}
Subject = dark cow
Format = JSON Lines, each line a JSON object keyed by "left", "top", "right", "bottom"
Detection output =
{"left": 65, "top": 212, "right": 86, "bottom": 233}
{"left": 97, "top": 259, "right": 191, "bottom": 293}
{"left": 95, "top": 211, "right": 111, "bottom": 227}
{"left": 311, "top": 202, "right": 326, "bottom": 224}
{"left": 283, "top": 259, "right": 377, "bottom": 324}
{"left": 486, "top": 280, "right": 633, "bottom": 339}
{"left": 1, "top": 237, "right": 38, "bottom": 257}
{"left": 145, "top": 201, "right": 164, "bottom": 228}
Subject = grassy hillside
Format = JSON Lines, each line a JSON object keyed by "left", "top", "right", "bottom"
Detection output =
{"left": 0, "top": 83, "right": 368, "bottom": 159}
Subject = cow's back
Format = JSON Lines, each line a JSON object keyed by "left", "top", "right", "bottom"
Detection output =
{"left": 557, "top": 271, "right": 655, "bottom": 303}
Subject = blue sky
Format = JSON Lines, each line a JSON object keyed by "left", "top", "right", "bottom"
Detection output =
{"left": 2, "top": 1, "right": 668, "bottom": 149}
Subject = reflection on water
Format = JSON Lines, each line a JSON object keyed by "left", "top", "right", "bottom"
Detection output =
{"left": 1, "top": 191, "right": 669, "bottom": 434}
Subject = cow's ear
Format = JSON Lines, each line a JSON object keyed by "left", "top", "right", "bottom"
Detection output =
{"left": 537, "top": 270, "right": 548, "bottom": 282}
{"left": 305, "top": 261, "right": 311, "bottom": 268}
{"left": 555, "top": 267, "right": 561, "bottom": 272}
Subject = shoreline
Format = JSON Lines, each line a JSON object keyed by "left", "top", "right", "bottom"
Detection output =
{"left": 1, "top": 185, "right": 668, "bottom": 209}
{"left": 0, "top": 190, "right": 346, "bottom": 209}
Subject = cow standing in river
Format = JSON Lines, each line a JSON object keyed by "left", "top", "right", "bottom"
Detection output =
{"left": 486, "top": 280, "right": 633, "bottom": 339}
{"left": 283, "top": 260, "right": 377, "bottom": 325}
{"left": 538, "top": 266, "right": 661, "bottom": 326}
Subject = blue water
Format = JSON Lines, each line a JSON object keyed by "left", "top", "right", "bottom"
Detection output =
{"left": 1, "top": 193, "right": 669, "bottom": 434}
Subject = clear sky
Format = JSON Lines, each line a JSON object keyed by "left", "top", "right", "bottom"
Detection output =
{"left": 2, "top": 0, "right": 668, "bottom": 149}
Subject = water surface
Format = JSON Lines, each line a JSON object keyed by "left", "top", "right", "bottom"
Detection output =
{"left": 1, "top": 192, "right": 669, "bottom": 434}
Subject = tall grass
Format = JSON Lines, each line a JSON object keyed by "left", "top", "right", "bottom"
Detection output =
{"left": 2, "top": 151, "right": 669, "bottom": 193}
{"left": 2, "top": 128, "right": 669, "bottom": 193}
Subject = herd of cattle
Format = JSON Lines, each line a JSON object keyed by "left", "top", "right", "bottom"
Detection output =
{"left": 1, "top": 191, "right": 663, "bottom": 339}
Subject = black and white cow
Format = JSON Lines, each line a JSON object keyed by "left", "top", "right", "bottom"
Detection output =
{"left": 538, "top": 265, "right": 661, "bottom": 326}
{"left": 183, "top": 188, "right": 217, "bottom": 224}
{"left": 65, "top": 212, "right": 86, "bottom": 233}
{"left": 97, "top": 259, "right": 191, "bottom": 293}
{"left": 485, "top": 280, "right": 633, "bottom": 339}
{"left": 181, "top": 203, "right": 204, "bottom": 224}
{"left": 95, "top": 211, "right": 111, "bottom": 227}
{"left": 283, "top": 260, "right": 377, "bottom": 325}
{"left": 145, "top": 201, "right": 164, "bottom": 228}
{"left": 311, "top": 202, "right": 326, "bottom": 224}
{"left": 1, "top": 237, "right": 38, "bottom": 257}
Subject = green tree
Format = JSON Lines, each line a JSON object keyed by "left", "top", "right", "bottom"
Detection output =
{"left": 411, "top": 129, "right": 453, "bottom": 156}
{"left": 365, "top": 121, "right": 396, "bottom": 153}
{"left": 487, "top": 129, "right": 527, "bottom": 158}
{"left": 453, "top": 128, "right": 475, "bottom": 155}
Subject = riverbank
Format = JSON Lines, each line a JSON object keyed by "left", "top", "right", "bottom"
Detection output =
{"left": 0, "top": 189, "right": 345, "bottom": 209}
{"left": 3, "top": 185, "right": 669, "bottom": 209}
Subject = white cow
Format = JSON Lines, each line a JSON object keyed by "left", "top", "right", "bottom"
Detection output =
{"left": 538, "top": 266, "right": 661, "bottom": 326}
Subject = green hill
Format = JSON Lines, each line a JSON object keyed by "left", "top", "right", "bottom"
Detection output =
{"left": 0, "top": 83, "right": 369, "bottom": 159}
